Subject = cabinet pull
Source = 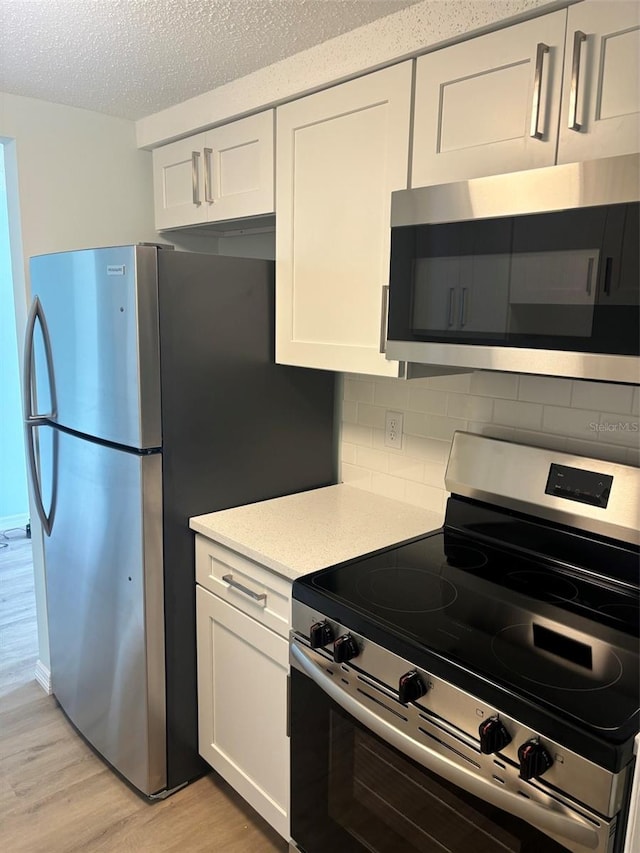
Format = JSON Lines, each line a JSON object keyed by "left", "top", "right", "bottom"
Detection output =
{"left": 568, "top": 31, "right": 587, "bottom": 132}
{"left": 530, "top": 42, "right": 549, "bottom": 140}
{"left": 448, "top": 287, "right": 456, "bottom": 327}
{"left": 191, "top": 151, "right": 201, "bottom": 205}
{"left": 460, "top": 287, "right": 468, "bottom": 327}
{"left": 603, "top": 257, "right": 613, "bottom": 295}
{"left": 222, "top": 573, "right": 267, "bottom": 603}
{"left": 379, "top": 285, "right": 390, "bottom": 354}
{"left": 204, "top": 148, "right": 214, "bottom": 203}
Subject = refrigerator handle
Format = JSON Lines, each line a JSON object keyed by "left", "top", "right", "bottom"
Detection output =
{"left": 23, "top": 296, "right": 58, "bottom": 536}
{"left": 23, "top": 295, "right": 58, "bottom": 423}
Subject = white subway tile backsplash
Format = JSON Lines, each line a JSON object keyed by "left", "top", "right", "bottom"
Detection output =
{"left": 370, "top": 472, "right": 408, "bottom": 502}
{"left": 542, "top": 406, "right": 599, "bottom": 439}
{"left": 343, "top": 377, "right": 375, "bottom": 403}
{"left": 571, "top": 381, "right": 634, "bottom": 414}
{"left": 341, "top": 443, "right": 357, "bottom": 465}
{"left": 407, "top": 387, "right": 448, "bottom": 415}
{"left": 374, "top": 380, "right": 410, "bottom": 409}
{"left": 423, "top": 460, "right": 447, "bottom": 489}
{"left": 447, "top": 393, "right": 493, "bottom": 422}
{"left": 566, "top": 439, "right": 628, "bottom": 464}
{"left": 340, "top": 463, "right": 372, "bottom": 488}
{"left": 518, "top": 375, "right": 572, "bottom": 406}
{"left": 339, "top": 371, "right": 637, "bottom": 511}
{"left": 470, "top": 372, "right": 519, "bottom": 399}
{"left": 356, "top": 445, "right": 389, "bottom": 473}
{"left": 404, "top": 481, "right": 445, "bottom": 513}
{"left": 424, "top": 414, "right": 468, "bottom": 442}
{"left": 493, "top": 399, "right": 543, "bottom": 430}
{"left": 357, "top": 403, "right": 387, "bottom": 429}
{"left": 342, "top": 399, "right": 358, "bottom": 424}
{"left": 403, "top": 434, "right": 451, "bottom": 463}
{"left": 342, "top": 421, "right": 373, "bottom": 447}
{"left": 388, "top": 455, "right": 425, "bottom": 483}
{"left": 596, "top": 413, "right": 640, "bottom": 447}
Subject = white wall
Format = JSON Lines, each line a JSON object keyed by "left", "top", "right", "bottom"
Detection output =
{"left": 341, "top": 372, "right": 640, "bottom": 514}
{"left": 1, "top": 92, "right": 158, "bottom": 672}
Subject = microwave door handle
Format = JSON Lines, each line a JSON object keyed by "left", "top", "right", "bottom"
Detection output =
{"left": 379, "top": 285, "right": 390, "bottom": 353}
{"left": 568, "top": 31, "right": 587, "bottom": 132}
{"left": 291, "top": 643, "right": 599, "bottom": 852}
{"left": 530, "top": 42, "right": 549, "bottom": 139}
{"left": 448, "top": 287, "right": 456, "bottom": 327}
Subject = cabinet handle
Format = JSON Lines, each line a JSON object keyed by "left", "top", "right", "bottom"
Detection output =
{"left": 448, "top": 287, "right": 456, "bottom": 327}
{"left": 585, "top": 257, "right": 594, "bottom": 295}
{"left": 460, "top": 287, "right": 468, "bottom": 327}
{"left": 603, "top": 257, "right": 613, "bottom": 295}
{"left": 568, "top": 31, "right": 587, "bottom": 132}
{"left": 204, "top": 148, "right": 214, "bottom": 203}
{"left": 191, "top": 151, "right": 201, "bottom": 205}
{"left": 222, "top": 573, "right": 267, "bottom": 603}
{"left": 379, "top": 285, "right": 390, "bottom": 354}
{"left": 530, "top": 42, "right": 549, "bottom": 140}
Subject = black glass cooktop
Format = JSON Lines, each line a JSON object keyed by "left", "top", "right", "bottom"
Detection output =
{"left": 294, "top": 528, "right": 640, "bottom": 739}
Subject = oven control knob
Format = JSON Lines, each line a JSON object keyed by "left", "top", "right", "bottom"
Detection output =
{"left": 333, "top": 634, "right": 359, "bottom": 663}
{"left": 309, "top": 621, "right": 334, "bottom": 649}
{"left": 398, "top": 670, "right": 427, "bottom": 704}
{"left": 478, "top": 716, "right": 512, "bottom": 754}
{"left": 518, "top": 739, "right": 553, "bottom": 781}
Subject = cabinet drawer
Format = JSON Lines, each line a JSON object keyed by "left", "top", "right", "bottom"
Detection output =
{"left": 195, "top": 535, "right": 291, "bottom": 637}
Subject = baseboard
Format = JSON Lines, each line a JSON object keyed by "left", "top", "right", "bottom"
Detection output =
{"left": 34, "top": 660, "right": 52, "bottom": 695}
{"left": 0, "top": 513, "right": 29, "bottom": 534}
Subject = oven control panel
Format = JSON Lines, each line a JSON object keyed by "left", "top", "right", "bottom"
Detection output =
{"left": 545, "top": 463, "right": 613, "bottom": 508}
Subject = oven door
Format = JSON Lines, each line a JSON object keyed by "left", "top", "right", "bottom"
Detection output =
{"left": 290, "top": 644, "right": 618, "bottom": 853}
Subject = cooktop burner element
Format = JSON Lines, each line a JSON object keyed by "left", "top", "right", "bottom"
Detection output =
{"left": 491, "top": 623, "right": 624, "bottom": 691}
{"left": 356, "top": 567, "right": 457, "bottom": 613}
{"left": 508, "top": 570, "right": 579, "bottom": 603}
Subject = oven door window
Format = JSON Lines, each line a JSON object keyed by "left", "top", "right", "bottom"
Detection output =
{"left": 387, "top": 202, "right": 639, "bottom": 356}
{"left": 290, "top": 668, "right": 572, "bottom": 853}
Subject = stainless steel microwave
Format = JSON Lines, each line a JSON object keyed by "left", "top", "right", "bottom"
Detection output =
{"left": 386, "top": 154, "right": 639, "bottom": 384}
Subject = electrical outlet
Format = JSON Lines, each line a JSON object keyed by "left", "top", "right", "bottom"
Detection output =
{"left": 385, "top": 410, "right": 404, "bottom": 449}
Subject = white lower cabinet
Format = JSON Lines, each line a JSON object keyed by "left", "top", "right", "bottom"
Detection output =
{"left": 195, "top": 539, "right": 291, "bottom": 840}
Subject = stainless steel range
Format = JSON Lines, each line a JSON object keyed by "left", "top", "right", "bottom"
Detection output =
{"left": 289, "top": 432, "right": 639, "bottom": 853}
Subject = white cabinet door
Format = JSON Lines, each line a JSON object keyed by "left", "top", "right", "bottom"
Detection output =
{"left": 153, "top": 134, "right": 209, "bottom": 229}
{"left": 204, "top": 111, "right": 274, "bottom": 223}
{"left": 557, "top": 0, "right": 640, "bottom": 163}
{"left": 196, "top": 584, "right": 289, "bottom": 839}
{"left": 152, "top": 111, "right": 274, "bottom": 231}
{"left": 412, "top": 11, "right": 566, "bottom": 186}
{"left": 276, "top": 62, "right": 412, "bottom": 376}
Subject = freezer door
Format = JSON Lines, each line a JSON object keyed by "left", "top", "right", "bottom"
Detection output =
{"left": 29, "top": 245, "right": 161, "bottom": 449}
{"left": 41, "top": 426, "right": 166, "bottom": 796}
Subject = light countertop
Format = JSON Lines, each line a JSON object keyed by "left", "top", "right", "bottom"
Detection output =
{"left": 190, "top": 484, "right": 442, "bottom": 581}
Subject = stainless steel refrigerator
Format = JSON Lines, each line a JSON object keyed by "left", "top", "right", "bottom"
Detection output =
{"left": 24, "top": 244, "right": 336, "bottom": 797}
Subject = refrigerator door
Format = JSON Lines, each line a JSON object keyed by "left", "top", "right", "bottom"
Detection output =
{"left": 40, "top": 425, "right": 166, "bottom": 795}
{"left": 29, "top": 245, "right": 161, "bottom": 449}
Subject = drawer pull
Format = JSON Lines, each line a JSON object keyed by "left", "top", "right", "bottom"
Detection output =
{"left": 222, "top": 573, "right": 267, "bottom": 603}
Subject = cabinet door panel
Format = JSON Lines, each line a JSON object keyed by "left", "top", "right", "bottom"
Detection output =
{"left": 558, "top": 1, "right": 640, "bottom": 163}
{"left": 205, "top": 110, "right": 274, "bottom": 222}
{"left": 412, "top": 10, "right": 566, "bottom": 185}
{"left": 196, "top": 585, "right": 289, "bottom": 839}
{"left": 153, "top": 134, "right": 208, "bottom": 229}
{"left": 276, "top": 62, "right": 412, "bottom": 376}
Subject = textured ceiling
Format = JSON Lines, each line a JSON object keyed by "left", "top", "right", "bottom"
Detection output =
{"left": 0, "top": 0, "right": 422, "bottom": 120}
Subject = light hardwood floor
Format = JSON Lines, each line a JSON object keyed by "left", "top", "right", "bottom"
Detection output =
{"left": 0, "top": 532, "right": 287, "bottom": 853}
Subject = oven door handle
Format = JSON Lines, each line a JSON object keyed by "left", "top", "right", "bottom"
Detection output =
{"left": 291, "top": 643, "right": 600, "bottom": 852}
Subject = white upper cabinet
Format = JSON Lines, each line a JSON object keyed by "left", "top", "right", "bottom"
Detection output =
{"left": 275, "top": 62, "right": 412, "bottom": 376}
{"left": 411, "top": 11, "right": 567, "bottom": 186}
{"left": 557, "top": 0, "right": 640, "bottom": 163}
{"left": 152, "top": 111, "right": 274, "bottom": 230}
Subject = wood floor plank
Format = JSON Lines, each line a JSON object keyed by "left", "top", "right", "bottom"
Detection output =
{"left": 0, "top": 533, "right": 288, "bottom": 852}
